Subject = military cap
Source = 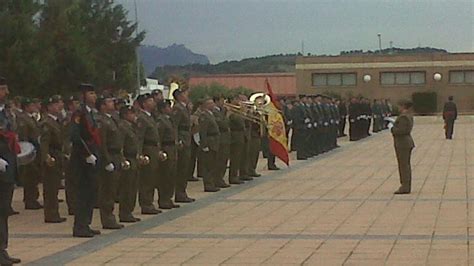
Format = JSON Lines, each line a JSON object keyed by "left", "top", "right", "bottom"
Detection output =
{"left": 115, "top": 98, "right": 127, "bottom": 106}
{"left": 21, "top": 97, "right": 33, "bottom": 108}
{"left": 298, "top": 94, "right": 307, "bottom": 99}
{"left": 172, "top": 88, "right": 187, "bottom": 99}
{"left": 79, "top": 83, "right": 95, "bottom": 92}
{"left": 151, "top": 89, "right": 162, "bottom": 96}
{"left": 31, "top": 98, "right": 41, "bottom": 104}
{"left": 43, "top": 95, "right": 63, "bottom": 106}
{"left": 136, "top": 93, "right": 153, "bottom": 105}
{"left": 0, "top": 76, "right": 6, "bottom": 86}
{"left": 68, "top": 95, "right": 80, "bottom": 102}
{"left": 119, "top": 105, "right": 135, "bottom": 117}
{"left": 156, "top": 99, "right": 171, "bottom": 111}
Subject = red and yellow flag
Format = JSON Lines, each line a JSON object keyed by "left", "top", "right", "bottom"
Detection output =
{"left": 264, "top": 79, "right": 289, "bottom": 166}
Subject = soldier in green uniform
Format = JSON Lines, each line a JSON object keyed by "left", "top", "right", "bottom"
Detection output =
{"left": 198, "top": 98, "right": 221, "bottom": 192}
{"left": 212, "top": 96, "right": 231, "bottom": 188}
{"left": 247, "top": 106, "right": 262, "bottom": 178}
{"left": 171, "top": 89, "right": 195, "bottom": 203}
{"left": 228, "top": 95, "right": 246, "bottom": 184}
{"left": 96, "top": 95, "right": 124, "bottom": 229}
{"left": 392, "top": 100, "right": 415, "bottom": 194}
{"left": 136, "top": 94, "right": 162, "bottom": 214}
{"left": 156, "top": 100, "right": 180, "bottom": 209}
{"left": 117, "top": 106, "right": 141, "bottom": 223}
{"left": 189, "top": 100, "right": 203, "bottom": 182}
{"left": 40, "top": 96, "right": 67, "bottom": 223}
{"left": 16, "top": 98, "right": 42, "bottom": 210}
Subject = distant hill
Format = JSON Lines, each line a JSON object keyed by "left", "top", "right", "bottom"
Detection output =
{"left": 151, "top": 47, "right": 449, "bottom": 82}
{"left": 151, "top": 54, "right": 297, "bottom": 81}
{"left": 139, "top": 44, "right": 210, "bottom": 75}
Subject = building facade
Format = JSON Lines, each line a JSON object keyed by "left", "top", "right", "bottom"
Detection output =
{"left": 296, "top": 53, "right": 474, "bottom": 111}
{"left": 188, "top": 73, "right": 296, "bottom": 96}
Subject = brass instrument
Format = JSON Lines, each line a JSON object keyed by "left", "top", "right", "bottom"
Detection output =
{"left": 46, "top": 154, "right": 56, "bottom": 167}
{"left": 158, "top": 151, "right": 168, "bottom": 162}
{"left": 223, "top": 102, "right": 263, "bottom": 125}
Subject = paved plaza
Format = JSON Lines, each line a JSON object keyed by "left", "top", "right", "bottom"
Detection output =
{"left": 9, "top": 116, "right": 474, "bottom": 265}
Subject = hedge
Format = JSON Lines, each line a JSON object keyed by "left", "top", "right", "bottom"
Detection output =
{"left": 412, "top": 92, "right": 437, "bottom": 114}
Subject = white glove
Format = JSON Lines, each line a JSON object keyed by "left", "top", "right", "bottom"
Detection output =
{"left": 202, "top": 147, "right": 210, "bottom": 152}
{"left": 324, "top": 122, "right": 329, "bottom": 126}
{"left": 313, "top": 122, "right": 318, "bottom": 127}
{"left": 105, "top": 163, "right": 115, "bottom": 172}
{"left": 86, "top": 154, "right": 97, "bottom": 165}
{"left": 0, "top": 158, "right": 8, "bottom": 173}
{"left": 388, "top": 123, "right": 394, "bottom": 130}
{"left": 306, "top": 124, "right": 312, "bottom": 129}
{"left": 304, "top": 118, "right": 310, "bottom": 123}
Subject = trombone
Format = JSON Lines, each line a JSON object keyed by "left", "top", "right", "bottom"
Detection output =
{"left": 223, "top": 102, "right": 264, "bottom": 125}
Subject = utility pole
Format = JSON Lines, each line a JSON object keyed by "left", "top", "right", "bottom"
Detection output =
{"left": 134, "top": 0, "right": 141, "bottom": 95}
{"left": 377, "top": 33, "right": 382, "bottom": 53}
{"left": 301, "top": 40, "right": 304, "bottom": 55}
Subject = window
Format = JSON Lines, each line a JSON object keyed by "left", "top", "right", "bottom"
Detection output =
{"left": 450, "top": 70, "right": 474, "bottom": 84}
{"left": 312, "top": 73, "right": 357, "bottom": 87}
{"left": 380, "top": 71, "right": 425, "bottom": 85}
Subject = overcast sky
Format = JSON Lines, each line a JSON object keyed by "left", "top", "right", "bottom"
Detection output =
{"left": 117, "top": 0, "right": 474, "bottom": 63}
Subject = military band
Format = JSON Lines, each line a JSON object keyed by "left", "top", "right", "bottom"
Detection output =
{"left": 0, "top": 73, "right": 397, "bottom": 264}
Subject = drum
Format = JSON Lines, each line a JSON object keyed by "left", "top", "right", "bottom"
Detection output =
{"left": 17, "top": 141, "right": 36, "bottom": 166}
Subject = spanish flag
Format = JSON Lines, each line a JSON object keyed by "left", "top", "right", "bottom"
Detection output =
{"left": 265, "top": 79, "right": 289, "bottom": 166}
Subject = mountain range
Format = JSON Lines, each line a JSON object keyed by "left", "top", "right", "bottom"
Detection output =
{"left": 139, "top": 44, "right": 209, "bottom": 75}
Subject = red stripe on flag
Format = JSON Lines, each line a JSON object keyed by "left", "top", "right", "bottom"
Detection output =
{"left": 269, "top": 137, "right": 289, "bottom": 166}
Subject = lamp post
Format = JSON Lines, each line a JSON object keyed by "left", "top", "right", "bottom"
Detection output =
{"left": 377, "top": 33, "right": 382, "bottom": 53}
{"left": 134, "top": 0, "right": 141, "bottom": 96}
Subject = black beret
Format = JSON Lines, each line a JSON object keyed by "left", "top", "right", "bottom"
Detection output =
{"left": 68, "top": 95, "right": 80, "bottom": 102}
{"left": 79, "top": 83, "right": 95, "bottom": 92}
{"left": 0, "top": 77, "right": 6, "bottom": 86}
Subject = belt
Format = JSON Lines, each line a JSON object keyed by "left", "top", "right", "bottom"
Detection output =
{"left": 208, "top": 133, "right": 219, "bottom": 137}
{"left": 124, "top": 152, "right": 137, "bottom": 158}
{"left": 108, "top": 148, "right": 122, "bottom": 154}
{"left": 144, "top": 141, "right": 159, "bottom": 147}
{"left": 178, "top": 125, "right": 190, "bottom": 131}
{"left": 162, "top": 141, "right": 176, "bottom": 146}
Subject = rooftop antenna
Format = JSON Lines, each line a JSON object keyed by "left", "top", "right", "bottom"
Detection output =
{"left": 377, "top": 33, "right": 382, "bottom": 53}
{"left": 301, "top": 40, "right": 305, "bottom": 55}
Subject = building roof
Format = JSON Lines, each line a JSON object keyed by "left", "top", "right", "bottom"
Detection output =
{"left": 188, "top": 73, "right": 296, "bottom": 95}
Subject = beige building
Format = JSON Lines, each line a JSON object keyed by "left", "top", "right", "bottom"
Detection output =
{"left": 296, "top": 53, "right": 474, "bottom": 111}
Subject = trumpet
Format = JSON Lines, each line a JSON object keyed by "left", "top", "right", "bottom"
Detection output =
{"left": 223, "top": 102, "right": 264, "bottom": 125}
{"left": 46, "top": 154, "right": 56, "bottom": 167}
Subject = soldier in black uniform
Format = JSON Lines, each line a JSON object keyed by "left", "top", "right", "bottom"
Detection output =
{"left": 70, "top": 84, "right": 101, "bottom": 238}
{"left": 0, "top": 77, "right": 21, "bottom": 265}
{"left": 443, "top": 96, "right": 458, "bottom": 140}
{"left": 337, "top": 99, "right": 347, "bottom": 137}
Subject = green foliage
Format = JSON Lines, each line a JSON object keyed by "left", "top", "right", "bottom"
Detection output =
{"left": 188, "top": 83, "right": 253, "bottom": 104}
{"left": 412, "top": 92, "right": 437, "bottom": 114}
{"left": 152, "top": 54, "right": 296, "bottom": 82}
{"left": 0, "top": 0, "right": 145, "bottom": 97}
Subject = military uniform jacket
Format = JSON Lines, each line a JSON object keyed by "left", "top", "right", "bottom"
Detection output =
{"left": 17, "top": 111, "right": 40, "bottom": 149}
{"left": 40, "top": 114, "right": 64, "bottom": 167}
{"left": 0, "top": 105, "right": 18, "bottom": 183}
{"left": 157, "top": 114, "right": 178, "bottom": 160}
{"left": 137, "top": 111, "right": 161, "bottom": 160}
{"left": 213, "top": 106, "right": 231, "bottom": 145}
{"left": 171, "top": 102, "right": 191, "bottom": 147}
{"left": 391, "top": 113, "right": 415, "bottom": 149}
{"left": 228, "top": 111, "right": 246, "bottom": 144}
{"left": 118, "top": 119, "right": 139, "bottom": 160}
{"left": 199, "top": 111, "right": 220, "bottom": 152}
{"left": 70, "top": 105, "right": 100, "bottom": 159}
{"left": 443, "top": 102, "right": 457, "bottom": 120}
{"left": 98, "top": 113, "right": 123, "bottom": 166}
